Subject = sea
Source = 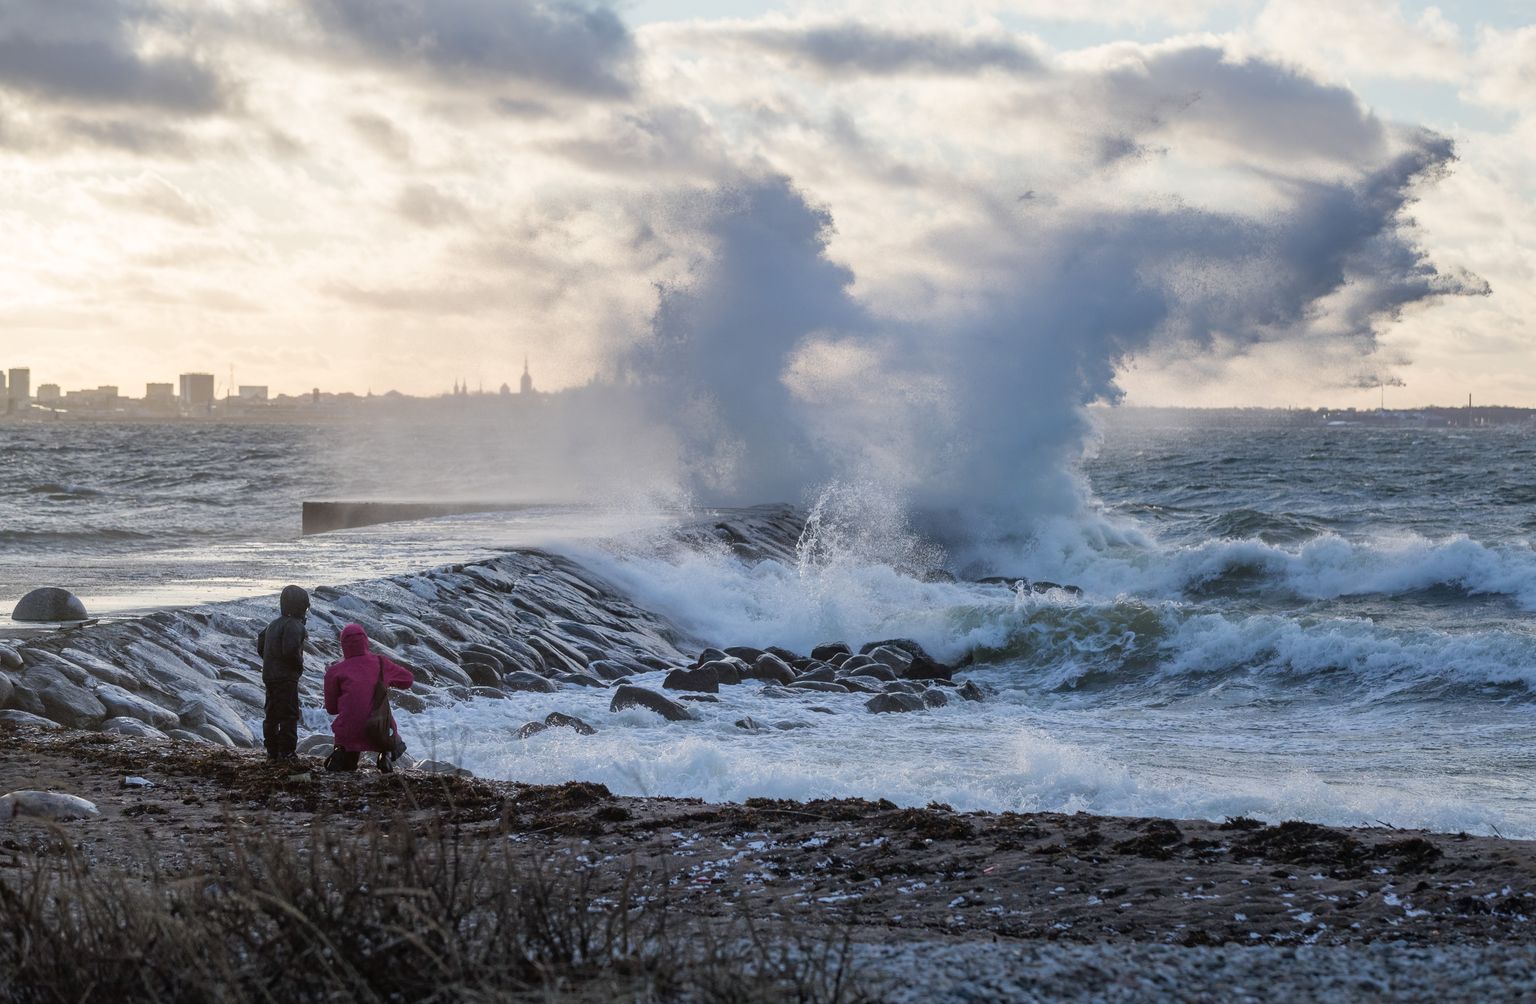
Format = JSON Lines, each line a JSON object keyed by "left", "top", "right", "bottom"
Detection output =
{"left": 2, "top": 416, "right": 1533, "bottom": 837}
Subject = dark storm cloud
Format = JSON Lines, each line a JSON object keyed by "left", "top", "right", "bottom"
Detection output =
{"left": 305, "top": 0, "right": 636, "bottom": 98}
{"left": 720, "top": 21, "right": 1044, "bottom": 77}
{"left": 0, "top": 0, "right": 233, "bottom": 113}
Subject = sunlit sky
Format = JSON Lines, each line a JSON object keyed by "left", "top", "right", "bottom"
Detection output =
{"left": 0, "top": 0, "right": 1531, "bottom": 408}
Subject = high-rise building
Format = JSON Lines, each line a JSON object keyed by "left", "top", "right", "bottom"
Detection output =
{"left": 0, "top": 371, "right": 7, "bottom": 399}
{"left": 179, "top": 373, "right": 215, "bottom": 408}
{"left": 520, "top": 356, "right": 534, "bottom": 395}
{"left": 146, "top": 383, "right": 175, "bottom": 407}
{"left": 7, "top": 368, "right": 29, "bottom": 412}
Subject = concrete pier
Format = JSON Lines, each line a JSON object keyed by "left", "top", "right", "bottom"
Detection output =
{"left": 301, "top": 501, "right": 544, "bottom": 535}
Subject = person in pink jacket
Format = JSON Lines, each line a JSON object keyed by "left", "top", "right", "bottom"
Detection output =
{"left": 323, "top": 623, "right": 415, "bottom": 773}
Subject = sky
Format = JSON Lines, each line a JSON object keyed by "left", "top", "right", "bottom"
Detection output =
{"left": 0, "top": 0, "right": 1531, "bottom": 408}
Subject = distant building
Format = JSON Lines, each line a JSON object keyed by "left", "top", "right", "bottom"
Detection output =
{"left": 238, "top": 385, "right": 269, "bottom": 402}
{"left": 36, "top": 383, "right": 61, "bottom": 404}
{"left": 7, "top": 368, "right": 29, "bottom": 411}
{"left": 520, "top": 356, "right": 534, "bottom": 395}
{"left": 63, "top": 386, "right": 119, "bottom": 411}
{"left": 145, "top": 383, "right": 175, "bottom": 409}
{"left": 179, "top": 373, "right": 215, "bottom": 408}
{"left": 0, "top": 370, "right": 6, "bottom": 400}
{"left": 499, "top": 382, "right": 511, "bottom": 395}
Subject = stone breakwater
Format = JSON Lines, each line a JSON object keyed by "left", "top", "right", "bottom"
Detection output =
{"left": 0, "top": 506, "right": 979, "bottom": 757}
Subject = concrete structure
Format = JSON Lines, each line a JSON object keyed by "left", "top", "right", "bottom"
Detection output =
{"left": 238, "top": 385, "right": 269, "bottom": 402}
{"left": 36, "top": 384, "right": 60, "bottom": 404}
{"left": 7, "top": 368, "right": 29, "bottom": 412}
{"left": 179, "top": 373, "right": 215, "bottom": 408}
{"left": 145, "top": 383, "right": 175, "bottom": 406}
{"left": 63, "top": 386, "right": 119, "bottom": 411}
{"left": 0, "top": 371, "right": 6, "bottom": 400}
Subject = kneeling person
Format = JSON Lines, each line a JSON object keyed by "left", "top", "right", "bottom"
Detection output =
{"left": 323, "top": 623, "right": 414, "bottom": 772}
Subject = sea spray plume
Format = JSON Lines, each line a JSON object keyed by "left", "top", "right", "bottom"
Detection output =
{"left": 616, "top": 178, "right": 873, "bottom": 504}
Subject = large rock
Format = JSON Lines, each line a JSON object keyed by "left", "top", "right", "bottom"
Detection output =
{"left": 92, "top": 684, "right": 178, "bottom": 730}
{"left": 101, "top": 717, "right": 169, "bottom": 740}
{"left": 588, "top": 660, "right": 634, "bottom": 681}
{"left": 609, "top": 685, "right": 693, "bottom": 722}
{"left": 23, "top": 667, "right": 107, "bottom": 728}
{"left": 811, "top": 642, "right": 851, "bottom": 661}
{"left": 663, "top": 666, "right": 719, "bottom": 693}
{"left": 745, "top": 654, "right": 795, "bottom": 685}
{"left": 797, "top": 663, "right": 838, "bottom": 683}
{"left": 176, "top": 695, "right": 256, "bottom": 747}
{"left": 865, "top": 693, "right": 926, "bottom": 715}
{"left": 0, "top": 674, "right": 12, "bottom": 709}
{"left": 866, "top": 645, "right": 914, "bottom": 673}
{"left": 902, "top": 655, "right": 954, "bottom": 682}
{"left": 0, "top": 643, "right": 22, "bottom": 669}
{"left": 544, "top": 712, "right": 597, "bottom": 735}
{"left": 957, "top": 681, "right": 985, "bottom": 702}
{"left": 699, "top": 659, "right": 742, "bottom": 685}
{"left": 0, "top": 709, "right": 64, "bottom": 731}
{"left": 503, "top": 671, "right": 559, "bottom": 694}
{"left": 788, "top": 680, "right": 849, "bottom": 693}
{"left": 11, "top": 588, "right": 88, "bottom": 623}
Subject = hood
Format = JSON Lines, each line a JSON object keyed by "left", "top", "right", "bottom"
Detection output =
{"left": 340, "top": 623, "right": 370, "bottom": 658}
{"left": 279, "top": 584, "right": 310, "bottom": 618}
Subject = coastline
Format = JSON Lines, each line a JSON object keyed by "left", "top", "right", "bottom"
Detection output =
{"left": 2, "top": 726, "right": 1532, "bottom": 1000}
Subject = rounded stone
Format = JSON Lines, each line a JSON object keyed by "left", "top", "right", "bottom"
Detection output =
{"left": 11, "top": 588, "right": 88, "bottom": 623}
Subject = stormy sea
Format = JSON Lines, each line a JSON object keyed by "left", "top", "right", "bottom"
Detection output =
{"left": 3, "top": 414, "right": 1532, "bottom": 840}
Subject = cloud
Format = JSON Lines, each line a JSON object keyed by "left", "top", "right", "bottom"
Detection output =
{"left": 716, "top": 19, "right": 1045, "bottom": 77}
{"left": 1247, "top": 0, "right": 1464, "bottom": 84}
{"left": 305, "top": 0, "right": 636, "bottom": 98}
{"left": 350, "top": 112, "right": 414, "bottom": 161}
{"left": 396, "top": 183, "right": 473, "bottom": 227}
{"left": 0, "top": 0, "right": 234, "bottom": 113}
{"left": 94, "top": 174, "right": 214, "bottom": 225}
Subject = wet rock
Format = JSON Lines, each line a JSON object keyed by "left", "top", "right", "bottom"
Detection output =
{"left": 788, "top": 680, "right": 850, "bottom": 693}
{"left": 102, "top": 717, "right": 168, "bottom": 740}
{"left": 734, "top": 716, "right": 765, "bottom": 731}
{"left": 504, "top": 671, "right": 559, "bottom": 694}
{"left": 297, "top": 733, "right": 335, "bottom": 755}
{"left": 0, "top": 674, "right": 12, "bottom": 708}
{"left": 553, "top": 619, "right": 608, "bottom": 646}
{"left": 765, "top": 645, "right": 801, "bottom": 663}
{"left": 835, "top": 676, "right": 882, "bottom": 693}
{"left": 867, "top": 645, "right": 914, "bottom": 673}
{"left": 7, "top": 683, "right": 44, "bottom": 717}
{"left": 663, "top": 666, "right": 719, "bottom": 693}
{"left": 554, "top": 673, "right": 608, "bottom": 688}
{"left": 166, "top": 728, "right": 212, "bottom": 744}
{"left": 844, "top": 663, "right": 895, "bottom": 682}
{"left": 610, "top": 684, "right": 693, "bottom": 722}
{"left": 92, "top": 684, "right": 178, "bottom": 729}
{"left": 0, "top": 709, "right": 63, "bottom": 730}
{"left": 746, "top": 654, "right": 795, "bottom": 685}
{"left": 773, "top": 721, "right": 812, "bottom": 730}
{"left": 797, "top": 664, "right": 838, "bottom": 683}
{"left": 392, "top": 690, "right": 428, "bottom": 714}
{"left": 461, "top": 658, "right": 503, "bottom": 688}
{"left": 840, "top": 654, "right": 877, "bottom": 673}
{"left": 224, "top": 682, "right": 266, "bottom": 710}
{"left": 902, "top": 655, "right": 954, "bottom": 682}
{"left": 811, "top": 642, "right": 851, "bottom": 661}
{"left": 516, "top": 721, "right": 549, "bottom": 739}
{"left": 191, "top": 722, "right": 235, "bottom": 747}
{"left": 723, "top": 645, "right": 765, "bottom": 663}
{"left": 179, "top": 696, "right": 254, "bottom": 746}
{"left": 693, "top": 647, "right": 730, "bottom": 667}
{"left": 11, "top": 588, "right": 89, "bottom": 623}
{"left": 470, "top": 686, "right": 508, "bottom": 700}
{"left": 699, "top": 659, "right": 742, "bottom": 685}
{"left": 883, "top": 680, "right": 924, "bottom": 695}
{"left": 957, "top": 680, "right": 986, "bottom": 702}
{"left": 23, "top": 668, "right": 107, "bottom": 728}
{"left": 544, "top": 712, "right": 597, "bottom": 735}
{"left": 757, "top": 684, "right": 798, "bottom": 699}
{"left": 859, "top": 637, "right": 933, "bottom": 661}
{"left": 588, "top": 660, "right": 634, "bottom": 681}
{"left": 865, "top": 693, "right": 926, "bottom": 714}
{"left": 415, "top": 759, "right": 473, "bottom": 778}
{"left": 0, "top": 643, "right": 22, "bottom": 669}
{"left": 921, "top": 688, "right": 949, "bottom": 708}
{"left": 679, "top": 694, "right": 719, "bottom": 703}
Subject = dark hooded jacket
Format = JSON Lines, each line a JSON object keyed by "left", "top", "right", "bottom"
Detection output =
{"left": 324, "top": 624, "right": 414, "bottom": 752}
{"left": 256, "top": 585, "right": 310, "bottom": 680}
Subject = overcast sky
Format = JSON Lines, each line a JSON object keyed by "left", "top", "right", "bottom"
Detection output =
{"left": 0, "top": 0, "right": 1531, "bottom": 408}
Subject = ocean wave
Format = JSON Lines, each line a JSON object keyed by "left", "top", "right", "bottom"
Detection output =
{"left": 0, "top": 528, "right": 154, "bottom": 546}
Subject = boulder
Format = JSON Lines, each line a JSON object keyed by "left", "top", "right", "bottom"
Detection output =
{"left": 787, "top": 680, "right": 849, "bottom": 693}
{"left": 867, "top": 646, "right": 914, "bottom": 672}
{"left": 609, "top": 685, "right": 693, "bottom": 722}
{"left": 297, "top": 733, "right": 336, "bottom": 755}
{"left": 843, "top": 663, "right": 895, "bottom": 682}
{"left": 722, "top": 645, "right": 764, "bottom": 664}
{"left": 840, "top": 654, "right": 877, "bottom": 673}
{"left": 865, "top": 693, "right": 926, "bottom": 715}
{"left": 415, "top": 759, "right": 474, "bottom": 778}
{"left": 588, "top": 660, "right": 634, "bottom": 681}
{"left": 11, "top": 588, "right": 88, "bottom": 623}
{"left": 544, "top": 712, "right": 597, "bottom": 736}
{"left": 515, "top": 721, "right": 549, "bottom": 739}
{"left": 92, "top": 684, "right": 178, "bottom": 729}
{"left": 224, "top": 682, "right": 266, "bottom": 710}
{"left": 503, "top": 672, "right": 559, "bottom": 694}
{"left": 461, "top": 658, "right": 503, "bottom": 688}
{"left": 679, "top": 694, "right": 718, "bottom": 703}
{"left": 663, "top": 666, "right": 719, "bottom": 693}
{"left": 0, "top": 709, "right": 64, "bottom": 731}
{"left": 692, "top": 647, "right": 730, "bottom": 667}
{"left": 797, "top": 664, "right": 838, "bottom": 683}
{"left": 178, "top": 696, "right": 256, "bottom": 747}
{"left": 24, "top": 668, "right": 107, "bottom": 728}
{"left": 957, "top": 681, "right": 986, "bottom": 702}
{"left": 101, "top": 717, "right": 169, "bottom": 740}
{"left": 745, "top": 654, "right": 795, "bottom": 685}
{"left": 734, "top": 716, "right": 766, "bottom": 731}
{"left": 811, "top": 642, "right": 851, "bottom": 662}
{"left": 165, "top": 728, "right": 212, "bottom": 744}
{"left": 0, "top": 674, "right": 12, "bottom": 709}
{"left": 0, "top": 790, "right": 99, "bottom": 822}
{"left": 470, "top": 686, "right": 508, "bottom": 700}
{"left": 765, "top": 646, "right": 802, "bottom": 663}
{"left": 902, "top": 656, "right": 954, "bottom": 682}
{"left": 921, "top": 688, "right": 949, "bottom": 708}
{"left": 392, "top": 690, "right": 429, "bottom": 714}
{"left": 859, "top": 638, "right": 933, "bottom": 660}
{"left": 554, "top": 673, "right": 608, "bottom": 688}
{"left": 834, "top": 676, "right": 882, "bottom": 693}
{"left": 699, "top": 659, "right": 742, "bottom": 685}
{"left": 757, "top": 684, "right": 798, "bottom": 699}
{"left": 0, "top": 643, "right": 22, "bottom": 669}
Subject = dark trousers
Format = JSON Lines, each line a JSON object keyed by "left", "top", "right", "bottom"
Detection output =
{"left": 262, "top": 673, "right": 300, "bottom": 758}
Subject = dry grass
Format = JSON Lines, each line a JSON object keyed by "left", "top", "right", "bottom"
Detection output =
{"left": 0, "top": 810, "right": 874, "bottom": 1004}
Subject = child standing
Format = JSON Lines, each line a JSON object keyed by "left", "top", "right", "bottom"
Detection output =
{"left": 256, "top": 584, "right": 309, "bottom": 761}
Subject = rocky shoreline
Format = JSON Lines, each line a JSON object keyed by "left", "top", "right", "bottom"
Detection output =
{"left": 2, "top": 726, "right": 1533, "bottom": 1001}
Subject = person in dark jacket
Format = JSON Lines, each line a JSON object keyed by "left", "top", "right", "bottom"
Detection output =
{"left": 323, "top": 623, "right": 414, "bottom": 773}
{"left": 256, "top": 584, "right": 310, "bottom": 761}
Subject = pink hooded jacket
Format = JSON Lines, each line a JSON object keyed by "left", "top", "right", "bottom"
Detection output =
{"left": 324, "top": 624, "right": 414, "bottom": 752}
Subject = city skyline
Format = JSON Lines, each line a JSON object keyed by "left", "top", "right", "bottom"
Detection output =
{"left": 0, "top": 2, "right": 1530, "bottom": 409}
